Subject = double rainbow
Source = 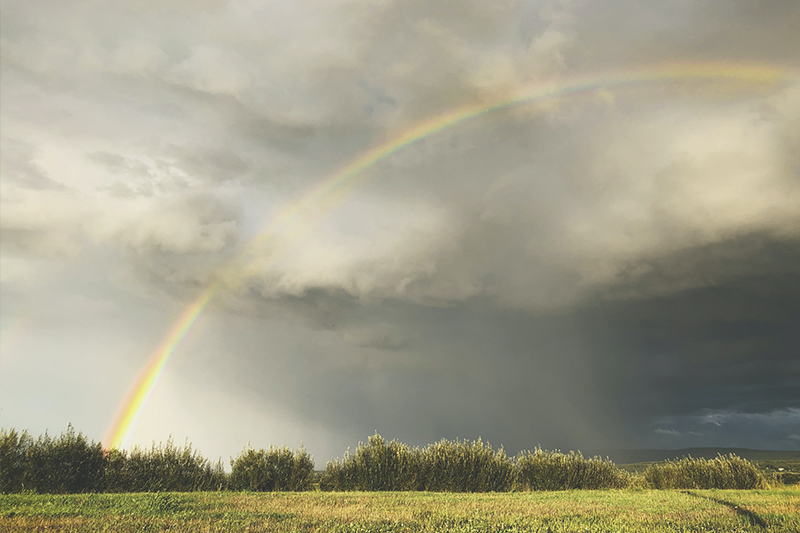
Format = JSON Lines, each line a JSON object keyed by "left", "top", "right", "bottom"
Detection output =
{"left": 103, "top": 62, "right": 797, "bottom": 450}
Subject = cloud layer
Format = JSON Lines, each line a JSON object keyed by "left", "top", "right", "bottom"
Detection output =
{"left": 1, "top": 0, "right": 799, "bottom": 460}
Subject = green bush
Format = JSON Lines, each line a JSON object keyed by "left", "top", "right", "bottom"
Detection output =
{"left": 322, "top": 436, "right": 635, "bottom": 492}
{"left": 229, "top": 445, "right": 314, "bottom": 491}
{"left": 644, "top": 454, "right": 766, "bottom": 489}
{"left": 4, "top": 426, "right": 775, "bottom": 493}
{"left": 0, "top": 425, "right": 105, "bottom": 494}
{"left": 0, "top": 428, "right": 33, "bottom": 493}
{"left": 321, "top": 434, "right": 421, "bottom": 491}
{"left": 321, "top": 434, "right": 515, "bottom": 492}
{"left": 107, "top": 438, "right": 226, "bottom": 492}
{"left": 515, "top": 448, "right": 630, "bottom": 491}
{"left": 419, "top": 438, "right": 515, "bottom": 492}
{"left": 776, "top": 471, "right": 800, "bottom": 485}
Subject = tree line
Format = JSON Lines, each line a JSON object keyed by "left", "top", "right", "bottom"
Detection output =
{"left": 0, "top": 426, "right": 769, "bottom": 493}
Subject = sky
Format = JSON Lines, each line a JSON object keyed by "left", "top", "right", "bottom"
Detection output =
{"left": 1, "top": 0, "right": 799, "bottom": 465}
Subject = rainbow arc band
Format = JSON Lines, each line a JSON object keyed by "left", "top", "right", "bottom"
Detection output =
{"left": 103, "top": 62, "right": 797, "bottom": 451}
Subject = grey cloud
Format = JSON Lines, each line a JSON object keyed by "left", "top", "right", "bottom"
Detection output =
{"left": 646, "top": 409, "right": 800, "bottom": 450}
{"left": 164, "top": 145, "right": 250, "bottom": 185}
{"left": 3, "top": 0, "right": 800, "bottom": 459}
{"left": 214, "top": 231, "right": 799, "bottom": 454}
{"left": 573, "top": 236, "right": 800, "bottom": 432}
{"left": 0, "top": 138, "right": 68, "bottom": 191}
{"left": 342, "top": 324, "right": 411, "bottom": 351}
{"left": 227, "top": 77, "right": 800, "bottom": 313}
{"left": 103, "top": 194, "right": 242, "bottom": 256}
{"left": 0, "top": 187, "right": 241, "bottom": 262}
{"left": 568, "top": 0, "right": 800, "bottom": 69}
{"left": 87, "top": 151, "right": 156, "bottom": 198}
{"left": 89, "top": 145, "right": 251, "bottom": 194}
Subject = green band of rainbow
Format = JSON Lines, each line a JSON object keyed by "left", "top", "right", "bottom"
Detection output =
{"left": 103, "top": 62, "right": 798, "bottom": 450}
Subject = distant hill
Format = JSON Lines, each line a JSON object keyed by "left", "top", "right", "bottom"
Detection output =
{"left": 583, "top": 448, "right": 800, "bottom": 464}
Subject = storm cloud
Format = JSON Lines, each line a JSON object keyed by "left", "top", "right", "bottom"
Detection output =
{"left": 1, "top": 0, "right": 799, "bottom": 461}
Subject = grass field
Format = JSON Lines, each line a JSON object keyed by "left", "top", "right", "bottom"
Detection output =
{"left": 2, "top": 489, "right": 799, "bottom": 532}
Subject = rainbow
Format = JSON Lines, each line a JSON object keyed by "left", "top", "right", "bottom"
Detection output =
{"left": 103, "top": 62, "right": 798, "bottom": 450}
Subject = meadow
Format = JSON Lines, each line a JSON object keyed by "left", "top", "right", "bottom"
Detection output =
{"left": 3, "top": 426, "right": 800, "bottom": 531}
{"left": 2, "top": 489, "right": 800, "bottom": 532}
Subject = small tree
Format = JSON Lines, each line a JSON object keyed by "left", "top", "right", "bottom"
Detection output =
{"left": 0, "top": 428, "right": 33, "bottom": 493}
{"left": 120, "top": 438, "right": 226, "bottom": 492}
{"left": 516, "top": 448, "right": 630, "bottom": 491}
{"left": 230, "top": 445, "right": 314, "bottom": 491}
{"left": 18, "top": 424, "right": 106, "bottom": 493}
{"left": 644, "top": 454, "right": 766, "bottom": 489}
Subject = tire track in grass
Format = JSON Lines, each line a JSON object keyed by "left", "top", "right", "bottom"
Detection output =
{"left": 684, "top": 491, "right": 767, "bottom": 529}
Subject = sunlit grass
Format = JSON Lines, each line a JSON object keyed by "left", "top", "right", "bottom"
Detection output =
{"left": 2, "top": 488, "right": 798, "bottom": 532}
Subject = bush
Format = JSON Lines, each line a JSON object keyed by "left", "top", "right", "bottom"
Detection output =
{"left": 0, "top": 425, "right": 105, "bottom": 493}
{"left": 3, "top": 426, "right": 774, "bottom": 493}
{"left": 515, "top": 448, "right": 631, "bottom": 491}
{"left": 644, "top": 454, "right": 766, "bottom": 489}
{"left": 776, "top": 471, "right": 800, "bottom": 485}
{"left": 106, "top": 438, "right": 226, "bottom": 492}
{"left": 32, "top": 425, "right": 106, "bottom": 493}
{"left": 419, "top": 438, "right": 515, "bottom": 492}
{"left": 321, "top": 434, "right": 515, "bottom": 492}
{"left": 321, "top": 434, "right": 421, "bottom": 491}
{"left": 229, "top": 445, "right": 314, "bottom": 491}
{"left": 0, "top": 428, "right": 33, "bottom": 493}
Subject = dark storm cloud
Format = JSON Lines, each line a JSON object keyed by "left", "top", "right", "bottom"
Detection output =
{"left": 573, "top": 234, "right": 800, "bottom": 436}
{"left": 213, "top": 231, "right": 799, "bottom": 455}
{"left": 648, "top": 409, "right": 800, "bottom": 450}
{"left": 3, "top": 0, "right": 800, "bottom": 459}
{"left": 202, "top": 293, "right": 617, "bottom": 454}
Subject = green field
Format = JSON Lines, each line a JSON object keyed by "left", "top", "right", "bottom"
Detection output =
{"left": 2, "top": 489, "right": 799, "bottom": 532}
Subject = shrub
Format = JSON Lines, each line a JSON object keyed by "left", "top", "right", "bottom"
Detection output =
{"left": 321, "top": 434, "right": 515, "bottom": 492}
{"left": 0, "top": 425, "right": 106, "bottom": 494}
{"left": 321, "top": 434, "right": 421, "bottom": 491}
{"left": 515, "top": 448, "right": 631, "bottom": 491}
{"left": 26, "top": 425, "right": 106, "bottom": 493}
{"left": 0, "top": 428, "right": 33, "bottom": 493}
{"left": 776, "top": 471, "right": 800, "bottom": 485}
{"left": 419, "top": 438, "right": 515, "bottom": 492}
{"left": 107, "top": 438, "right": 226, "bottom": 492}
{"left": 644, "top": 454, "right": 766, "bottom": 489}
{"left": 229, "top": 445, "right": 314, "bottom": 491}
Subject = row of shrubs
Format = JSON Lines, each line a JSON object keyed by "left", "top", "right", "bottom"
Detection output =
{"left": 320, "top": 434, "right": 631, "bottom": 491}
{"left": 644, "top": 455, "right": 768, "bottom": 490}
{"left": 0, "top": 426, "right": 772, "bottom": 493}
{"left": 0, "top": 426, "right": 311, "bottom": 493}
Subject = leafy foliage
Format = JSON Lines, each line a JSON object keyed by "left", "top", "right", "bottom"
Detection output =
{"left": 644, "top": 454, "right": 767, "bottom": 489}
{"left": 418, "top": 437, "right": 515, "bottom": 492}
{"left": 1, "top": 425, "right": 105, "bottom": 493}
{"left": 105, "top": 439, "right": 226, "bottom": 492}
{"left": 2, "top": 426, "right": 772, "bottom": 494}
{"left": 1, "top": 427, "right": 224, "bottom": 493}
{"left": 515, "top": 448, "right": 631, "bottom": 490}
{"left": 776, "top": 471, "right": 800, "bottom": 485}
{"left": 322, "top": 434, "right": 514, "bottom": 492}
{"left": 321, "top": 434, "right": 422, "bottom": 491}
{"left": 0, "top": 428, "right": 33, "bottom": 493}
{"left": 229, "top": 445, "right": 314, "bottom": 491}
